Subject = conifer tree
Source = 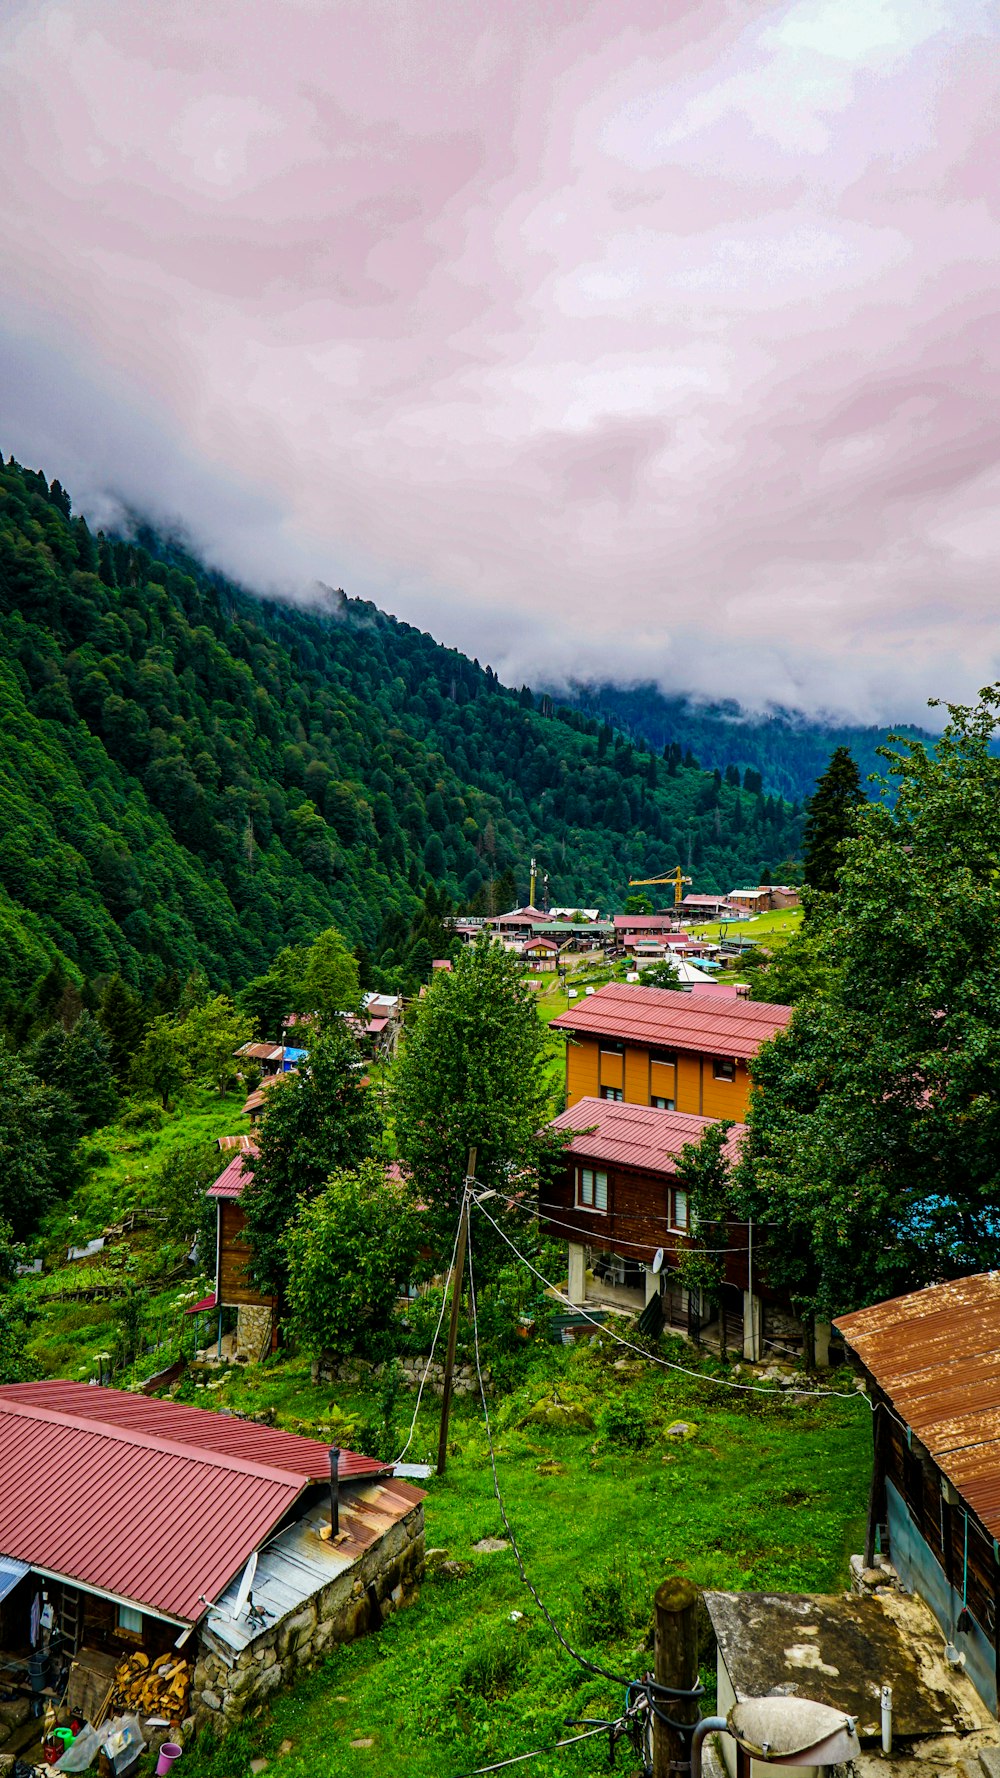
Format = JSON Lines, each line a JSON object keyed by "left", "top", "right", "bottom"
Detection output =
{"left": 802, "top": 746, "right": 864, "bottom": 895}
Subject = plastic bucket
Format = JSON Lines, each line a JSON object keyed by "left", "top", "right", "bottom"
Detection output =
{"left": 28, "top": 1653, "right": 50, "bottom": 1692}
{"left": 155, "top": 1743, "right": 182, "bottom": 1776}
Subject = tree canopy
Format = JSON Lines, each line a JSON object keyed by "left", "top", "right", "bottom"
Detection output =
{"left": 802, "top": 745, "right": 864, "bottom": 898}
{"left": 738, "top": 689, "right": 1000, "bottom": 1317}
{"left": 392, "top": 934, "right": 551, "bottom": 1259}
{"left": 241, "top": 1023, "right": 382, "bottom": 1295}
{"left": 285, "top": 1160, "right": 422, "bottom": 1358}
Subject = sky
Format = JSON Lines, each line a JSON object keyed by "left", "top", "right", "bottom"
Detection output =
{"left": 1, "top": 0, "right": 999, "bottom": 722}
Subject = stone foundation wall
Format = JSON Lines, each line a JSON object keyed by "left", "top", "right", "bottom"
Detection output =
{"left": 312, "top": 1355, "right": 491, "bottom": 1396}
{"left": 235, "top": 1304, "right": 273, "bottom": 1362}
{"left": 189, "top": 1505, "right": 425, "bottom": 1737}
{"left": 762, "top": 1304, "right": 805, "bottom": 1350}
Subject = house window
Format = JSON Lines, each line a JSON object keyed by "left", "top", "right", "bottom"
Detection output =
{"left": 599, "top": 1041, "right": 624, "bottom": 1056}
{"left": 649, "top": 1049, "right": 677, "bottom": 1066}
{"left": 669, "top": 1188, "right": 689, "bottom": 1233}
{"left": 117, "top": 1605, "right": 143, "bottom": 1635}
{"left": 576, "top": 1167, "right": 608, "bottom": 1212}
{"left": 600, "top": 1085, "right": 623, "bottom": 1101}
{"left": 650, "top": 1096, "right": 675, "bottom": 1111}
{"left": 712, "top": 1058, "right": 736, "bottom": 1082}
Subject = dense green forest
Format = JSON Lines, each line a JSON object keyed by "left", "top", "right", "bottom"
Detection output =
{"left": 0, "top": 454, "right": 804, "bottom": 1013}
{"left": 559, "top": 682, "right": 934, "bottom": 804}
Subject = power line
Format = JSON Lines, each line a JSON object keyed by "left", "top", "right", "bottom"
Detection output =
{"left": 470, "top": 1192, "right": 868, "bottom": 1405}
{"left": 393, "top": 1210, "right": 462, "bottom": 1465}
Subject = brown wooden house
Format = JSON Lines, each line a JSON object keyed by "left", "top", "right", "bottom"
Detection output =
{"left": 550, "top": 983, "right": 792, "bottom": 1120}
{"left": 836, "top": 1273, "right": 1000, "bottom": 1715}
{"left": 208, "top": 1149, "right": 277, "bottom": 1356}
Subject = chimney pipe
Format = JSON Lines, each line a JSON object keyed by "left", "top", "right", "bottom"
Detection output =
{"left": 329, "top": 1447, "right": 340, "bottom": 1536}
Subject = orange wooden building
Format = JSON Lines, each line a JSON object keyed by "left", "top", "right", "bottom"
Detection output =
{"left": 549, "top": 983, "right": 792, "bottom": 1120}
{"left": 207, "top": 1149, "right": 277, "bottom": 1356}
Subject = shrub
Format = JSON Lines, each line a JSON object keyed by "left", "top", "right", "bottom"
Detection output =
{"left": 579, "top": 1559, "right": 639, "bottom": 1641}
{"left": 457, "top": 1638, "right": 527, "bottom": 1701}
{"left": 598, "top": 1391, "right": 650, "bottom": 1450}
{"left": 118, "top": 1099, "right": 167, "bottom": 1132}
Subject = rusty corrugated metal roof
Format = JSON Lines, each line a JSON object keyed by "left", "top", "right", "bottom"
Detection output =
{"left": 550, "top": 983, "right": 791, "bottom": 1057}
{"left": 836, "top": 1274, "right": 1000, "bottom": 1536}
{"left": 548, "top": 1096, "right": 746, "bottom": 1172}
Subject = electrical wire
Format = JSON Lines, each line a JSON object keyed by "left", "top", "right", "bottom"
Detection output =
{"left": 393, "top": 1208, "right": 463, "bottom": 1465}
{"left": 471, "top": 1191, "right": 869, "bottom": 1405}
{"left": 455, "top": 1721, "right": 613, "bottom": 1776}
{"left": 465, "top": 1210, "right": 636, "bottom": 1687}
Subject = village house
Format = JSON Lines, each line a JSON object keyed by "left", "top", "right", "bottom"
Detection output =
{"left": 199, "top": 1147, "right": 276, "bottom": 1361}
{"left": 550, "top": 983, "right": 792, "bottom": 1120}
{"left": 835, "top": 1272, "right": 1000, "bottom": 1716}
{"left": 543, "top": 1097, "right": 823, "bottom": 1362}
{"left": 0, "top": 1384, "right": 424, "bottom": 1750}
{"left": 679, "top": 893, "right": 739, "bottom": 920}
{"left": 521, "top": 935, "right": 562, "bottom": 970}
{"left": 612, "top": 913, "right": 681, "bottom": 944}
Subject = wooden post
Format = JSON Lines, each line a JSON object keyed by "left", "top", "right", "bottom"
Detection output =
{"left": 436, "top": 1149, "right": 476, "bottom": 1478}
{"left": 865, "top": 1398, "right": 886, "bottom": 1568}
{"left": 653, "top": 1576, "right": 700, "bottom": 1778}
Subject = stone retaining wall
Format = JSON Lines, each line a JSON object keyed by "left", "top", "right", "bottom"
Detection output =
{"left": 312, "top": 1355, "right": 491, "bottom": 1396}
{"left": 189, "top": 1503, "right": 424, "bottom": 1736}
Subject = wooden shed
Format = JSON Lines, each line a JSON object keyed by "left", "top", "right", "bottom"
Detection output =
{"left": 836, "top": 1273, "right": 1000, "bottom": 1714}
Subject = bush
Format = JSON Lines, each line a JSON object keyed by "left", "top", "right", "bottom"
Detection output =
{"left": 457, "top": 1638, "right": 528, "bottom": 1701}
{"left": 598, "top": 1391, "right": 651, "bottom": 1450}
{"left": 119, "top": 1099, "right": 167, "bottom": 1132}
{"left": 579, "top": 1559, "right": 640, "bottom": 1641}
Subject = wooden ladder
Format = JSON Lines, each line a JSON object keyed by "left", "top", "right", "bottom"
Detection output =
{"left": 58, "top": 1586, "right": 82, "bottom": 1655}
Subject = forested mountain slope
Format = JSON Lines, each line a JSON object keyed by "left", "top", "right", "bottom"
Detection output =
{"left": 0, "top": 456, "right": 803, "bottom": 1010}
{"left": 561, "top": 683, "right": 933, "bottom": 804}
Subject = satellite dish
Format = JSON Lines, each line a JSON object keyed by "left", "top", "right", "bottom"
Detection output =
{"left": 652, "top": 1248, "right": 664, "bottom": 1274}
{"left": 232, "top": 1551, "right": 258, "bottom": 1620}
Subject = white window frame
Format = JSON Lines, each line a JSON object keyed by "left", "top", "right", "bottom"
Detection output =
{"left": 669, "top": 1187, "right": 689, "bottom": 1234}
{"left": 576, "top": 1166, "right": 608, "bottom": 1213}
{"left": 712, "top": 1057, "right": 736, "bottom": 1082}
{"left": 600, "top": 1085, "right": 623, "bottom": 1102}
{"left": 117, "top": 1604, "right": 143, "bottom": 1635}
{"left": 650, "top": 1096, "right": 675, "bottom": 1111}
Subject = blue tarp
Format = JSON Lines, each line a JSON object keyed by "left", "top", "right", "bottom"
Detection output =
{"left": 0, "top": 1555, "right": 29, "bottom": 1604}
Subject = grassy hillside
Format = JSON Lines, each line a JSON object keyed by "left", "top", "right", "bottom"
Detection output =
{"left": 0, "top": 455, "right": 803, "bottom": 1012}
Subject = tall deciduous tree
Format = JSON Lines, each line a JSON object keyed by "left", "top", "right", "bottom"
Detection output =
{"left": 392, "top": 933, "right": 551, "bottom": 1259}
{"left": 179, "top": 994, "right": 255, "bottom": 1094}
{"left": 285, "top": 1160, "right": 421, "bottom": 1358}
{"left": 242, "top": 1024, "right": 382, "bottom": 1296}
{"left": 802, "top": 746, "right": 864, "bottom": 897}
{"left": 300, "top": 926, "right": 362, "bottom": 1026}
{"left": 738, "top": 689, "right": 1000, "bottom": 1317}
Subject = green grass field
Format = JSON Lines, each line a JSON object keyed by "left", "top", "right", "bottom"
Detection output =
{"left": 689, "top": 909, "right": 803, "bottom": 946}
{"left": 181, "top": 1339, "right": 870, "bottom": 1778}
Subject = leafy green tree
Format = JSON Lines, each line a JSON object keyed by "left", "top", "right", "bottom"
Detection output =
{"left": 0, "top": 1047, "right": 79, "bottom": 1236}
{"left": 242, "top": 1024, "right": 382, "bottom": 1295}
{"left": 671, "top": 1122, "right": 735, "bottom": 1335}
{"left": 392, "top": 933, "right": 551, "bottom": 1259}
{"left": 740, "top": 931, "right": 835, "bottom": 1005}
{"left": 802, "top": 746, "right": 864, "bottom": 897}
{"left": 27, "top": 1012, "right": 119, "bottom": 1131}
{"left": 285, "top": 1160, "right": 421, "bottom": 1358}
{"left": 151, "top": 1140, "right": 219, "bottom": 1273}
{"left": 131, "top": 1016, "right": 191, "bottom": 1110}
{"left": 179, "top": 994, "right": 255, "bottom": 1093}
{"left": 300, "top": 926, "right": 362, "bottom": 1025}
{"left": 638, "top": 960, "right": 685, "bottom": 990}
{"left": 238, "top": 945, "right": 309, "bottom": 1037}
{"left": 738, "top": 689, "right": 1000, "bottom": 1317}
{"left": 624, "top": 893, "right": 653, "bottom": 915}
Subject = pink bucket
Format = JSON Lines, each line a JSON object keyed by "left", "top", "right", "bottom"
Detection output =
{"left": 155, "top": 1744, "right": 182, "bottom": 1776}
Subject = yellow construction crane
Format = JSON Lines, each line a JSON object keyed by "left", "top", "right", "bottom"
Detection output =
{"left": 628, "top": 866, "right": 693, "bottom": 908}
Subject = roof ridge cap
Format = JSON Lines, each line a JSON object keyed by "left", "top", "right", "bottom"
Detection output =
{"left": 0, "top": 1397, "right": 319, "bottom": 1485}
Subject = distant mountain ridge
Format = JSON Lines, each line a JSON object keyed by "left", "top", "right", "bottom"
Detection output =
{"left": 554, "top": 683, "right": 935, "bottom": 805}
{"left": 0, "top": 453, "right": 806, "bottom": 1017}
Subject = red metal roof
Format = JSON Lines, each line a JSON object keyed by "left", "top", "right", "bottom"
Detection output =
{"left": 207, "top": 1149, "right": 256, "bottom": 1200}
{"left": 548, "top": 1096, "right": 745, "bottom": 1172}
{"left": 183, "top": 1292, "right": 217, "bottom": 1314}
{"left": 0, "top": 1383, "right": 384, "bottom": 1481}
{"left": 835, "top": 1275, "right": 1000, "bottom": 1538}
{"left": 612, "top": 915, "right": 679, "bottom": 930}
{"left": 0, "top": 1385, "right": 385, "bottom": 1623}
{"left": 550, "top": 983, "right": 791, "bottom": 1058}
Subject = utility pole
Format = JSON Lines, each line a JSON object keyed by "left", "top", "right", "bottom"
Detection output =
{"left": 436, "top": 1148, "right": 476, "bottom": 1477}
{"left": 653, "top": 1576, "right": 700, "bottom": 1778}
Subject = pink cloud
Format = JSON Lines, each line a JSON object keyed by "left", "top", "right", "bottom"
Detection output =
{"left": 1, "top": 0, "right": 998, "bottom": 720}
